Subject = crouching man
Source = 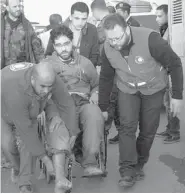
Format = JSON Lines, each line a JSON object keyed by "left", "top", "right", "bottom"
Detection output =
{"left": 1, "top": 62, "right": 77, "bottom": 192}
{"left": 43, "top": 25, "right": 105, "bottom": 177}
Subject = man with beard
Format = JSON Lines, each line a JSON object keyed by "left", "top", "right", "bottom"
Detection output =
{"left": 1, "top": 62, "right": 77, "bottom": 192}
{"left": 98, "top": 14, "right": 183, "bottom": 188}
{"left": 155, "top": 4, "right": 180, "bottom": 144}
{"left": 43, "top": 25, "right": 104, "bottom": 177}
{"left": 45, "top": 2, "right": 99, "bottom": 67}
{"left": 1, "top": 0, "right": 44, "bottom": 69}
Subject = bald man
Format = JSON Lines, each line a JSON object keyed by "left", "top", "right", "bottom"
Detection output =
{"left": 1, "top": 62, "right": 77, "bottom": 192}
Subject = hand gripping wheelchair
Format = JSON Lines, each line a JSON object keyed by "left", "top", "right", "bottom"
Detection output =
{"left": 38, "top": 111, "right": 109, "bottom": 192}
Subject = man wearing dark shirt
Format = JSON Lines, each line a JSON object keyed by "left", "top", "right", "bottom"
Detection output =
{"left": 155, "top": 4, "right": 180, "bottom": 143}
{"left": 99, "top": 14, "right": 183, "bottom": 188}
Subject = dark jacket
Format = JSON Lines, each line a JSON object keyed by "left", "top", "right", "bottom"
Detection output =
{"left": 1, "top": 11, "right": 44, "bottom": 69}
{"left": 127, "top": 16, "right": 141, "bottom": 27}
{"left": 45, "top": 21, "right": 100, "bottom": 67}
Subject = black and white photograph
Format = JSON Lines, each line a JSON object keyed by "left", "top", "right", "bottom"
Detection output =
{"left": 1, "top": 0, "right": 185, "bottom": 193}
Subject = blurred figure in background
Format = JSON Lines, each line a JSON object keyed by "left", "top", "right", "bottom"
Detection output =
{"left": 107, "top": 5, "right": 116, "bottom": 14}
{"left": 39, "top": 14, "right": 63, "bottom": 52}
{"left": 1, "top": 0, "right": 44, "bottom": 69}
{"left": 155, "top": 4, "right": 180, "bottom": 143}
{"left": 115, "top": 2, "right": 140, "bottom": 27}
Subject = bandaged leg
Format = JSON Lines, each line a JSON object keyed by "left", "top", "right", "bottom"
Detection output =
{"left": 46, "top": 121, "right": 72, "bottom": 192}
{"left": 79, "top": 104, "right": 104, "bottom": 176}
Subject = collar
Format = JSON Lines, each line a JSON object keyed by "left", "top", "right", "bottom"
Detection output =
{"left": 53, "top": 49, "right": 80, "bottom": 66}
{"left": 69, "top": 21, "right": 88, "bottom": 35}
{"left": 121, "top": 26, "right": 134, "bottom": 51}
{"left": 126, "top": 15, "right": 131, "bottom": 22}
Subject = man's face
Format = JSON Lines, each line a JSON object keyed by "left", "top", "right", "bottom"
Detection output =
{"left": 71, "top": 11, "right": 88, "bottom": 30}
{"left": 92, "top": 9, "right": 101, "bottom": 21}
{"left": 156, "top": 10, "right": 168, "bottom": 27}
{"left": 116, "top": 9, "right": 127, "bottom": 20}
{"left": 105, "top": 25, "right": 130, "bottom": 51}
{"left": 7, "top": 0, "right": 21, "bottom": 18}
{"left": 53, "top": 35, "right": 73, "bottom": 60}
{"left": 31, "top": 76, "right": 53, "bottom": 98}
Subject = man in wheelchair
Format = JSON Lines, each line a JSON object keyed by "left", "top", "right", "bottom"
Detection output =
{"left": 43, "top": 25, "right": 105, "bottom": 177}
{"left": 1, "top": 62, "right": 77, "bottom": 192}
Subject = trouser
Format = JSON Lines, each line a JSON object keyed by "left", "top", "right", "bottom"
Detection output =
{"left": 118, "top": 89, "right": 165, "bottom": 177}
{"left": 1, "top": 116, "right": 70, "bottom": 187}
{"left": 1, "top": 118, "right": 36, "bottom": 187}
{"left": 163, "top": 84, "right": 180, "bottom": 136}
{"left": 71, "top": 94, "right": 104, "bottom": 167}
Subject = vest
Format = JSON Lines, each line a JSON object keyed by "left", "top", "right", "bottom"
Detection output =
{"left": 104, "top": 27, "right": 168, "bottom": 95}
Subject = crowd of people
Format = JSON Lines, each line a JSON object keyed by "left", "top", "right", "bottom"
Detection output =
{"left": 1, "top": 0, "right": 184, "bottom": 193}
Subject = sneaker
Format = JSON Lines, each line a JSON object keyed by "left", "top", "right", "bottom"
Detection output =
{"left": 19, "top": 185, "right": 33, "bottom": 193}
{"left": 163, "top": 135, "right": 180, "bottom": 144}
{"left": 118, "top": 176, "right": 136, "bottom": 188}
{"left": 156, "top": 131, "right": 169, "bottom": 138}
{"left": 109, "top": 134, "right": 119, "bottom": 144}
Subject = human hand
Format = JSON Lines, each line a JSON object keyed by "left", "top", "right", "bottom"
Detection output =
{"left": 170, "top": 98, "right": 183, "bottom": 117}
{"left": 89, "top": 92, "right": 98, "bottom": 105}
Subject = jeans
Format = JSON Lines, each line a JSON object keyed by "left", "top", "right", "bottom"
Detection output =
{"left": 118, "top": 89, "right": 165, "bottom": 177}
{"left": 163, "top": 85, "right": 180, "bottom": 136}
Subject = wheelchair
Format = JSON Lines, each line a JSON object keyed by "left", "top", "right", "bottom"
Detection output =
{"left": 38, "top": 111, "right": 109, "bottom": 192}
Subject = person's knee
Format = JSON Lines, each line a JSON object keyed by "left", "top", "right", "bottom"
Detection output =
{"left": 46, "top": 122, "right": 70, "bottom": 152}
{"left": 2, "top": 130, "right": 17, "bottom": 154}
{"left": 82, "top": 104, "right": 104, "bottom": 122}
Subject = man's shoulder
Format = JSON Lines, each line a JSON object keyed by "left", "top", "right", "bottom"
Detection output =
{"left": 129, "top": 17, "right": 140, "bottom": 27}
{"left": 87, "top": 22, "right": 97, "bottom": 33}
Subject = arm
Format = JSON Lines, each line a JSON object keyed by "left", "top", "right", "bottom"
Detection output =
{"left": 51, "top": 75, "right": 79, "bottom": 136}
{"left": 45, "top": 98, "right": 60, "bottom": 121}
{"left": 85, "top": 60, "right": 99, "bottom": 95}
{"left": 89, "top": 27, "right": 100, "bottom": 67}
{"left": 7, "top": 92, "right": 45, "bottom": 157}
{"left": 98, "top": 46, "right": 115, "bottom": 112}
{"left": 30, "top": 24, "right": 45, "bottom": 63}
{"left": 45, "top": 36, "right": 54, "bottom": 56}
{"left": 149, "top": 32, "right": 183, "bottom": 99}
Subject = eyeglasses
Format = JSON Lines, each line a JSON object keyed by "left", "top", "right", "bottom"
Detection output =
{"left": 108, "top": 31, "right": 125, "bottom": 44}
{"left": 54, "top": 41, "right": 71, "bottom": 48}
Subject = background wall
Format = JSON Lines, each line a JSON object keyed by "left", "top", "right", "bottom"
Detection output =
{"left": 24, "top": 0, "right": 168, "bottom": 25}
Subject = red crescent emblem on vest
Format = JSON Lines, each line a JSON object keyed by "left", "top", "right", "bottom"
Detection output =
{"left": 135, "top": 56, "right": 144, "bottom": 64}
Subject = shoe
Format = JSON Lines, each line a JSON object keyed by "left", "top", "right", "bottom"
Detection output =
{"left": 11, "top": 168, "right": 19, "bottom": 183}
{"left": 55, "top": 178, "right": 72, "bottom": 193}
{"left": 109, "top": 134, "right": 119, "bottom": 144}
{"left": 118, "top": 176, "right": 136, "bottom": 188}
{"left": 163, "top": 135, "right": 180, "bottom": 144}
{"left": 19, "top": 185, "right": 33, "bottom": 193}
{"left": 156, "top": 131, "right": 169, "bottom": 138}
{"left": 135, "top": 164, "right": 145, "bottom": 181}
{"left": 83, "top": 166, "right": 103, "bottom": 177}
